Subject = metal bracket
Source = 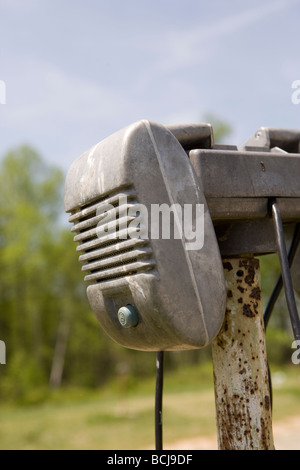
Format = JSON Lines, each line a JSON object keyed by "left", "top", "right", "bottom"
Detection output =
{"left": 183, "top": 127, "right": 300, "bottom": 257}
{"left": 167, "top": 123, "right": 214, "bottom": 150}
{"left": 240, "top": 127, "right": 300, "bottom": 153}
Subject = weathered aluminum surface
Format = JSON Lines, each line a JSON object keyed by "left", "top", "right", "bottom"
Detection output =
{"left": 189, "top": 127, "right": 300, "bottom": 256}
{"left": 65, "top": 120, "right": 226, "bottom": 351}
{"left": 240, "top": 127, "right": 300, "bottom": 153}
{"left": 190, "top": 149, "right": 300, "bottom": 199}
{"left": 167, "top": 123, "right": 213, "bottom": 150}
{"left": 65, "top": 120, "right": 300, "bottom": 349}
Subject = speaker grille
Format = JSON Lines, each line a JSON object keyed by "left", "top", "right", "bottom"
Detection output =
{"left": 69, "top": 187, "right": 155, "bottom": 283}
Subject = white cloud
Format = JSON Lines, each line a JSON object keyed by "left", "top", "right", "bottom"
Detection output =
{"left": 0, "top": 0, "right": 39, "bottom": 11}
{"left": 132, "top": 0, "right": 300, "bottom": 93}
{"left": 1, "top": 0, "right": 299, "bottom": 169}
{"left": 4, "top": 59, "right": 128, "bottom": 127}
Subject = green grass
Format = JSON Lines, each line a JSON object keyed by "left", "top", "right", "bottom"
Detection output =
{"left": 0, "top": 362, "right": 300, "bottom": 450}
{"left": 269, "top": 365, "right": 300, "bottom": 420}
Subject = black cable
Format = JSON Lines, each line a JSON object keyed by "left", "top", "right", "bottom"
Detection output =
{"left": 264, "top": 222, "right": 300, "bottom": 329}
{"left": 264, "top": 208, "right": 300, "bottom": 412}
{"left": 270, "top": 200, "right": 300, "bottom": 341}
{"left": 155, "top": 351, "right": 164, "bottom": 451}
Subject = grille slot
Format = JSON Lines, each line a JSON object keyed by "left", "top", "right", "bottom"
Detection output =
{"left": 70, "top": 188, "right": 155, "bottom": 283}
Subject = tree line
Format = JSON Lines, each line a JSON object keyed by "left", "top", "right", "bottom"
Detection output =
{"left": 0, "top": 146, "right": 152, "bottom": 399}
{"left": 0, "top": 142, "right": 295, "bottom": 401}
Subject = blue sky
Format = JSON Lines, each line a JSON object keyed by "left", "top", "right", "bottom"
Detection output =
{"left": 0, "top": 0, "right": 300, "bottom": 173}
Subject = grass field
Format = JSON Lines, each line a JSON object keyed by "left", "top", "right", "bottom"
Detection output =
{"left": 0, "top": 362, "right": 300, "bottom": 450}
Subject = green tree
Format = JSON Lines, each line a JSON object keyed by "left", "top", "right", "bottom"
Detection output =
{"left": 0, "top": 146, "right": 136, "bottom": 399}
{"left": 203, "top": 112, "right": 233, "bottom": 143}
{"left": 0, "top": 147, "right": 65, "bottom": 395}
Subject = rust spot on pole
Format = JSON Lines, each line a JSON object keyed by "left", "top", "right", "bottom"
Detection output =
{"left": 250, "top": 287, "right": 261, "bottom": 300}
{"left": 243, "top": 304, "right": 256, "bottom": 318}
{"left": 223, "top": 261, "right": 233, "bottom": 271}
{"left": 239, "top": 258, "right": 258, "bottom": 286}
{"left": 211, "top": 257, "right": 274, "bottom": 450}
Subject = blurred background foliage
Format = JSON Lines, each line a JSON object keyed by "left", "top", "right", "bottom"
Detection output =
{"left": 0, "top": 118, "right": 298, "bottom": 405}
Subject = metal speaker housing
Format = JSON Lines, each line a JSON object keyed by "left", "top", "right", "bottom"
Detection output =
{"left": 65, "top": 120, "right": 226, "bottom": 351}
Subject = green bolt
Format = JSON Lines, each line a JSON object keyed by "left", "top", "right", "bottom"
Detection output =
{"left": 118, "top": 304, "right": 139, "bottom": 328}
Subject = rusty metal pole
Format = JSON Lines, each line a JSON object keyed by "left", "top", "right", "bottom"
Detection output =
{"left": 211, "top": 257, "right": 275, "bottom": 450}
